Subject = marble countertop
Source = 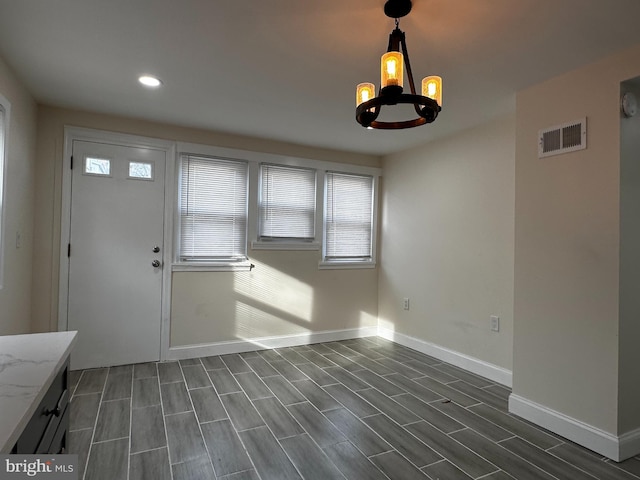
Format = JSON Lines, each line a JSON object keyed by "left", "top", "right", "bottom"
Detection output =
{"left": 0, "top": 331, "right": 77, "bottom": 453}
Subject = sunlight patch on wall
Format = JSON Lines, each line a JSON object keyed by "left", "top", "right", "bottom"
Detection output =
{"left": 233, "top": 301, "right": 311, "bottom": 340}
{"left": 377, "top": 316, "right": 396, "bottom": 333}
{"left": 233, "top": 261, "right": 314, "bottom": 322}
{"left": 359, "top": 310, "right": 378, "bottom": 328}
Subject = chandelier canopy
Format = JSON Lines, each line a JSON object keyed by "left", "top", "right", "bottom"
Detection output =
{"left": 355, "top": 0, "right": 442, "bottom": 129}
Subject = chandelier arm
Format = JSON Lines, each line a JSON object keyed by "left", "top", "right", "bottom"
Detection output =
{"left": 400, "top": 35, "right": 427, "bottom": 118}
{"left": 402, "top": 35, "right": 428, "bottom": 117}
{"left": 387, "top": 27, "right": 402, "bottom": 54}
{"left": 399, "top": 30, "right": 418, "bottom": 96}
{"left": 387, "top": 30, "right": 394, "bottom": 53}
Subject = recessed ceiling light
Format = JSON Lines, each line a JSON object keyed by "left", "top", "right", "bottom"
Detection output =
{"left": 138, "top": 75, "right": 162, "bottom": 87}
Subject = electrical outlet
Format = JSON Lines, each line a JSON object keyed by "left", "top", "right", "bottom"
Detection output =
{"left": 490, "top": 315, "right": 500, "bottom": 332}
{"left": 403, "top": 298, "right": 410, "bottom": 310}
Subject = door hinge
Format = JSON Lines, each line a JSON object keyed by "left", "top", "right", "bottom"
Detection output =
{"left": 67, "top": 244, "right": 71, "bottom": 257}
{"left": 70, "top": 156, "right": 73, "bottom": 170}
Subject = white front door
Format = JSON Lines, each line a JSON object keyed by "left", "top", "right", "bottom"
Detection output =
{"left": 67, "top": 140, "right": 166, "bottom": 370}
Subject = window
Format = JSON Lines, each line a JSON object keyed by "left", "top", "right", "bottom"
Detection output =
{"left": 323, "top": 172, "right": 375, "bottom": 263}
{"left": 128, "top": 161, "right": 154, "bottom": 180}
{"left": 0, "top": 95, "right": 9, "bottom": 287}
{"left": 178, "top": 155, "right": 248, "bottom": 262}
{"left": 84, "top": 157, "right": 111, "bottom": 176}
{"left": 259, "top": 164, "right": 316, "bottom": 242}
{"left": 174, "top": 141, "right": 379, "bottom": 270}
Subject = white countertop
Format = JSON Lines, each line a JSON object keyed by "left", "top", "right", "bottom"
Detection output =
{"left": 0, "top": 331, "right": 77, "bottom": 453}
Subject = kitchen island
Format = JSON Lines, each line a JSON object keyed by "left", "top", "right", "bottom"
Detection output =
{"left": 0, "top": 331, "right": 77, "bottom": 453}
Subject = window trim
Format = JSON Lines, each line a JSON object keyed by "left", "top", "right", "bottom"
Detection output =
{"left": 251, "top": 240, "right": 320, "bottom": 251}
{"left": 172, "top": 261, "right": 253, "bottom": 272}
{"left": 0, "top": 94, "right": 10, "bottom": 289}
{"left": 173, "top": 142, "right": 380, "bottom": 271}
{"left": 318, "top": 259, "right": 376, "bottom": 269}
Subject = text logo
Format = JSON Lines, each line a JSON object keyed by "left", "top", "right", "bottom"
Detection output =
{"left": 0, "top": 456, "right": 77, "bottom": 480}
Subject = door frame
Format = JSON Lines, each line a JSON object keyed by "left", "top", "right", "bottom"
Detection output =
{"left": 59, "top": 126, "right": 176, "bottom": 362}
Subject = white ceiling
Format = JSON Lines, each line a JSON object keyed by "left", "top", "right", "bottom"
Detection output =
{"left": 1, "top": 0, "right": 640, "bottom": 156}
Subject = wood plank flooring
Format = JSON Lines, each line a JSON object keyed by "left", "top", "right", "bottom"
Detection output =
{"left": 68, "top": 337, "right": 640, "bottom": 480}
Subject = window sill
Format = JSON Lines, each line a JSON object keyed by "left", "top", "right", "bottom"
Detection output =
{"left": 318, "top": 260, "right": 376, "bottom": 270}
{"left": 172, "top": 261, "right": 253, "bottom": 272}
{"left": 251, "top": 241, "right": 320, "bottom": 251}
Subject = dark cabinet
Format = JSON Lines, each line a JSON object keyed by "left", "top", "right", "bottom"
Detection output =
{"left": 11, "top": 358, "right": 70, "bottom": 454}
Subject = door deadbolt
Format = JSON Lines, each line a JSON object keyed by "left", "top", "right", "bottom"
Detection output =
{"left": 152, "top": 260, "right": 161, "bottom": 268}
{"left": 152, "top": 246, "right": 160, "bottom": 253}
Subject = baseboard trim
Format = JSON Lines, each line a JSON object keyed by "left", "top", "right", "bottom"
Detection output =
{"left": 165, "top": 326, "right": 378, "bottom": 360}
{"left": 619, "top": 427, "right": 640, "bottom": 462}
{"left": 509, "top": 394, "right": 640, "bottom": 462}
{"left": 377, "top": 328, "right": 512, "bottom": 387}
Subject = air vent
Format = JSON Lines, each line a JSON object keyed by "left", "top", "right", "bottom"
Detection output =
{"left": 538, "top": 118, "right": 587, "bottom": 158}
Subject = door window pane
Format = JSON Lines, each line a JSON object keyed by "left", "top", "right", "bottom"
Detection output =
{"left": 129, "top": 161, "right": 154, "bottom": 180}
{"left": 84, "top": 157, "right": 111, "bottom": 176}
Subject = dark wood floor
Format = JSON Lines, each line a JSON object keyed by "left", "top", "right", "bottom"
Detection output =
{"left": 68, "top": 337, "right": 640, "bottom": 480}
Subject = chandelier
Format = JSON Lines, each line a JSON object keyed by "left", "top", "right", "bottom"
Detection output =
{"left": 356, "top": 0, "right": 442, "bottom": 129}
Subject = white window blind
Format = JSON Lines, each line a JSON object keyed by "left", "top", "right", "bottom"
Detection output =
{"left": 179, "top": 155, "right": 248, "bottom": 261}
{"left": 324, "top": 172, "right": 374, "bottom": 260}
{"left": 259, "top": 164, "right": 316, "bottom": 240}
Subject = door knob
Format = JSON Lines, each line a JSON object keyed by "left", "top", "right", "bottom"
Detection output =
{"left": 152, "top": 246, "right": 160, "bottom": 253}
{"left": 152, "top": 260, "right": 161, "bottom": 268}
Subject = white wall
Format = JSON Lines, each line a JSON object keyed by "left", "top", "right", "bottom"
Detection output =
{"left": 32, "top": 106, "right": 381, "bottom": 349}
{"left": 619, "top": 79, "right": 640, "bottom": 435}
{"left": 513, "top": 44, "right": 640, "bottom": 444}
{"left": 0, "top": 55, "right": 37, "bottom": 335}
{"left": 171, "top": 250, "right": 378, "bottom": 346}
{"left": 378, "top": 113, "right": 515, "bottom": 371}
